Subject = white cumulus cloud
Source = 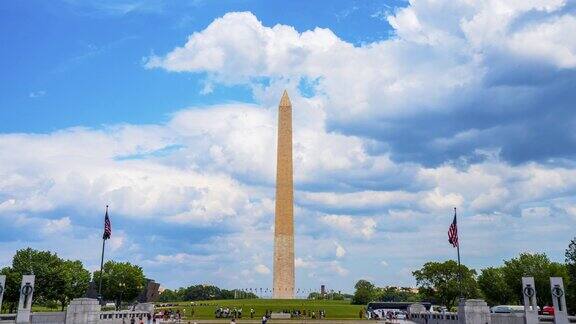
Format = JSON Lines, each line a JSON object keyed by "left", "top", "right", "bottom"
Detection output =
{"left": 254, "top": 264, "right": 271, "bottom": 275}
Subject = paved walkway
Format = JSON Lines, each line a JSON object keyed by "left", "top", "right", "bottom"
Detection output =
{"left": 161, "top": 321, "right": 379, "bottom": 324}
{"left": 159, "top": 320, "right": 416, "bottom": 324}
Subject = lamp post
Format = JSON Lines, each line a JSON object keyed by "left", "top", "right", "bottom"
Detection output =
{"left": 118, "top": 282, "right": 125, "bottom": 310}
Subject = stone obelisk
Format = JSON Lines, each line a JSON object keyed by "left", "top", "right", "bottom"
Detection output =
{"left": 273, "top": 90, "right": 294, "bottom": 299}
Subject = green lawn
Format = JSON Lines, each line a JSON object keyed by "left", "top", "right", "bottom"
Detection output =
{"left": 155, "top": 299, "right": 365, "bottom": 320}
{"left": 31, "top": 305, "right": 61, "bottom": 312}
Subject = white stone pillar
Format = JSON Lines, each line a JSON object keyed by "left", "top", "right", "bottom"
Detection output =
{"left": 408, "top": 303, "right": 428, "bottom": 323}
{"left": 522, "top": 277, "right": 539, "bottom": 324}
{"left": 458, "top": 299, "right": 491, "bottom": 324}
{"left": 134, "top": 302, "right": 154, "bottom": 313}
{"left": 65, "top": 298, "right": 101, "bottom": 324}
{"left": 16, "top": 275, "right": 35, "bottom": 324}
{"left": 0, "top": 275, "right": 6, "bottom": 311}
{"left": 408, "top": 303, "right": 427, "bottom": 314}
{"left": 550, "top": 277, "right": 569, "bottom": 324}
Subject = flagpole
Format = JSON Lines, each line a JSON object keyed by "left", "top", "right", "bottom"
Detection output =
{"left": 98, "top": 236, "right": 106, "bottom": 300}
{"left": 455, "top": 207, "right": 463, "bottom": 301}
{"left": 98, "top": 205, "right": 108, "bottom": 303}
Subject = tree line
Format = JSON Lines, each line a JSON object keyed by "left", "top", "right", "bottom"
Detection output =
{"left": 158, "top": 285, "right": 258, "bottom": 302}
{"left": 352, "top": 239, "right": 576, "bottom": 315}
{"left": 307, "top": 291, "right": 353, "bottom": 300}
{"left": 352, "top": 281, "right": 420, "bottom": 305}
{"left": 0, "top": 248, "right": 146, "bottom": 312}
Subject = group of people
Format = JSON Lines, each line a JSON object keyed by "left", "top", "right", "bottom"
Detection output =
{"left": 120, "top": 313, "right": 153, "bottom": 324}
{"left": 154, "top": 308, "right": 183, "bottom": 321}
{"left": 277, "top": 309, "right": 327, "bottom": 319}
{"left": 214, "top": 307, "right": 245, "bottom": 318}
{"left": 214, "top": 307, "right": 327, "bottom": 320}
{"left": 367, "top": 309, "right": 407, "bottom": 321}
{"left": 152, "top": 306, "right": 330, "bottom": 322}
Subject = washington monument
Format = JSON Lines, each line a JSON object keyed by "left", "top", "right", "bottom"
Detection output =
{"left": 273, "top": 90, "right": 295, "bottom": 299}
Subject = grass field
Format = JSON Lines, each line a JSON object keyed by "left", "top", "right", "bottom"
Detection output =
{"left": 155, "top": 299, "right": 365, "bottom": 320}
{"left": 30, "top": 305, "right": 61, "bottom": 312}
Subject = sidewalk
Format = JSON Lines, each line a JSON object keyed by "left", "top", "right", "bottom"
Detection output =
{"left": 159, "top": 320, "right": 411, "bottom": 324}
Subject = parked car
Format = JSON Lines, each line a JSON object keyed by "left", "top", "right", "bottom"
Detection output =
{"left": 431, "top": 306, "right": 448, "bottom": 313}
{"left": 491, "top": 305, "right": 525, "bottom": 313}
{"left": 541, "top": 306, "right": 554, "bottom": 315}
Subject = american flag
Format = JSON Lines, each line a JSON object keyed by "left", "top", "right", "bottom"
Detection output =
{"left": 448, "top": 209, "right": 458, "bottom": 248}
{"left": 103, "top": 205, "right": 111, "bottom": 240}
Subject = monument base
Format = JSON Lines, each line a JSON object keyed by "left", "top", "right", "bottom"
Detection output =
{"left": 134, "top": 302, "right": 154, "bottom": 313}
{"left": 65, "top": 298, "right": 100, "bottom": 324}
{"left": 15, "top": 309, "right": 31, "bottom": 324}
{"left": 458, "top": 299, "right": 491, "bottom": 324}
{"left": 270, "top": 312, "right": 291, "bottom": 319}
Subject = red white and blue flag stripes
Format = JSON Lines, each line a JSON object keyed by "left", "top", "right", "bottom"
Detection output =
{"left": 448, "top": 209, "right": 458, "bottom": 248}
{"left": 103, "top": 205, "right": 111, "bottom": 240}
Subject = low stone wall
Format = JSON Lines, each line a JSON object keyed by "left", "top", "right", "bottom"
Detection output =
{"left": 410, "top": 312, "right": 459, "bottom": 324}
{"left": 491, "top": 313, "right": 524, "bottom": 324}
{"left": 270, "top": 313, "right": 291, "bottom": 319}
{"left": 64, "top": 298, "right": 154, "bottom": 324}
{"left": 133, "top": 303, "right": 154, "bottom": 314}
{"left": 0, "top": 313, "right": 16, "bottom": 324}
{"left": 158, "top": 321, "right": 379, "bottom": 324}
{"left": 31, "top": 312, "right": 66, "bottom": 324}
{"left": 65, "top": 298, "right": 100, "bottom": 324}
{"left": 411, "top": 311, "right": 576, "bottom": 324}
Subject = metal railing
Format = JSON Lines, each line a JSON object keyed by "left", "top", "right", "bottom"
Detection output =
{"left": 99, "top": 310, "right": 151, "bottom": 320}
{"left": 410, "top": 312, "right": 459, "bottom": 323}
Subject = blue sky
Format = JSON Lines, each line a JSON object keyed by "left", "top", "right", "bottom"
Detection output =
{"left": 1, "top": 0, "right": 576, "bottom": 293}
{"left": 0, "top": 0, "right": 400, "bottom": 132}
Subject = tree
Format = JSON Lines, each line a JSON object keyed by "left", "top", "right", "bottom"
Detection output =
{"left": 413, "top": 260, "right": 479, "bottom": 310}
{"left": 11, "top": 248, "right": 65, "bottom": 305}
{"left": 374, "top": 286, "right": 420, "bottom": 302}
{"left": 58, "top": 260, "right": 90, "bottom": 310}
{"left": 0, "top": 267, "right": 20, "bottom": 312}
{"left": 501, "top": 253, "right": 569, "bottom": 308}
{"left": 182, "top": 285, "right": 222, "bottom": 301}
{"left": 93, "top": 261, "right": 146, "bottom": 304}
{"left": 478, "top": 267, "right": 514, "bottom": 306}
{"left": 157, "top": 285, "right": 258, "bottom": 302}
{"left": 307, "top": 290, "right": 347, "bottom": 300}
{"left": 565, "top": 238, "right": 576, "bottom": 314}
{"left": 307, "top": 292, "right": 323, "bottom": 300}
{"left": 158, "top": 289, "right": 180, "bottom": 302}
{"left": 1, "top": 248, "right": 90, "bottom": 312}
{"left": 352, "top": 279, "right": 376, "bottom": 305}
